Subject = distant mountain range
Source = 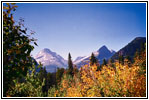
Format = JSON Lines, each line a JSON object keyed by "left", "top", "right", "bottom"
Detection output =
{"left": 35, "top": 48, "right": 67, "bottom": 72}
{"left": 34, "top": 37, "right": 146, "bottom": 72}
{"left": 74, "top": 45, "right": 116, "bottom": 69}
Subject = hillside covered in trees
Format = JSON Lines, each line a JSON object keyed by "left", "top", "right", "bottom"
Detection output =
{"left": 3, "top": 3, "right": 146, "bottom": 97}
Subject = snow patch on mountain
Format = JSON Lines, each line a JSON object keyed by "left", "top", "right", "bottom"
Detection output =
{"left": 74, "top": 55, "right": 90, "bottom": 65}
{"left": 35, "top": 48, "right": 67, "bottom": 72}
{"left": 93, "top": 51, "right": 99, "bottom": 56}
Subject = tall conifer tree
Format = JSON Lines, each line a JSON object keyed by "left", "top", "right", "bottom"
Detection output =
{"left": 90, "top": 53, "right": 98, "bottom": 66}
{"left": 102, "top": 59, "right": 107, "bottom": 66}
{"left": 68, "top": 53, "right": 73, "bottom": 75}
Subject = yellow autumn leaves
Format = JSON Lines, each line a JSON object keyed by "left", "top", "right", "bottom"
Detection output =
{"left": 52, "top": 59, "right": 146, "bottom": 97}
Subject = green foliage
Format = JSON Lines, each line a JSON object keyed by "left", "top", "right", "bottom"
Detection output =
{"left": 48, "top": 86, "right": 57, "bottom": 97}
{"left": 46, "top": 72, "right": 56, "bottom": 88}
{"left": 37, "top": 67, "right": 48, "bottom": 95}
{"left": 48, "top": 73, "right": 73, "bottom": 97}
{"left": 3, "top": 3, "right": 37, "bottom": 96}
{"left": 38, "top": 67, "right": 47, "bottom": 82}
{"left": 7, "top": 64, "right": 45, "bottom": 97}
{"left": 56, "top": 68, "right": 65, "bottom": 85}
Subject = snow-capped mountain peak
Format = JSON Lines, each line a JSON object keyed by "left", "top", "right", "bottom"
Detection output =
{"left": 74, "top": 45, "right": 115, "bottom": 69}
{"left": 35, "top": 48, "right": 67, "bottom": 72}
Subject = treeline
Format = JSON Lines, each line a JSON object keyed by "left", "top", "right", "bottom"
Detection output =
{"left": 3, "top": 4, "right": 146, "bottom": 97}
{"left": 46, "top": 43, "right": 146, "bottom": 97}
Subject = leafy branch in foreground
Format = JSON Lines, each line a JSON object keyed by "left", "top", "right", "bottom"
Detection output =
{"left": 3, "top": 3, "right": 37, "bottom": 96}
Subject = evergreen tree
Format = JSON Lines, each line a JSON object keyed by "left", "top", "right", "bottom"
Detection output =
{"left": 68, "top": 53, "right": 73, "bottom": 75}
{"left": 102, "top": 59, "right": 107, "bottom": 66}
{"left": 90, "top": 53, "right": 98, "bottom": 66}
{"left": 38, "top": 67, "right": 47, "bottom": 82}
{"left": 46, "top": 72, "right": 52, "bottom": 88}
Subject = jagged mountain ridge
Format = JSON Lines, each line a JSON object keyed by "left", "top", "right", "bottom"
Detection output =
{"left": 96, "top": 45, "right": 115, "bottom": 60}
{"left": 34, "top": 37, "right": 145, "bottom": 72}
{"left": 35, "top": 48, "right": 67, "bottom": 72}
{"left": 74, "top": 45, "right": 116, "bottom": 69}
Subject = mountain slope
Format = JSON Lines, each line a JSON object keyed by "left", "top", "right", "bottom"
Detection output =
{"left": 74, "top": 56, "right": 86, "bottom": 63}
{"left": 74, "top": 45, "right": 115, "bottom": 69}
{"left": 111, "top": 37, "right": 146, "bottom": 60}
{"left": 35, "top": 48, "right": 67, "bottom": 72}
{"left": 96, "top": 45, "right": 116, "bottom": 60}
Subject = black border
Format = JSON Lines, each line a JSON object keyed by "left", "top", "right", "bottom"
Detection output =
{"left": 1, "top": 1, "right": 148, "bottom": 99}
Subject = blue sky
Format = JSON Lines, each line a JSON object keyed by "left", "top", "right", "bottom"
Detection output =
{"left": 12, "top": 3, "right": 146, "bottom": 60}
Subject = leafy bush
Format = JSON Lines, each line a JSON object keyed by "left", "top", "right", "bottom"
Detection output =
{"left": 48, "top": 47, "right": 146, "bottom": 97}
{"left": 7, "top": 64, "right": 45, "bottom": 97}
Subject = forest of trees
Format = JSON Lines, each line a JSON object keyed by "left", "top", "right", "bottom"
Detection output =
{"left": 3, "top": 3, "right": 146, "bottom": 97}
